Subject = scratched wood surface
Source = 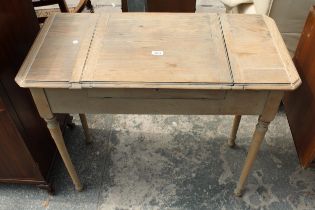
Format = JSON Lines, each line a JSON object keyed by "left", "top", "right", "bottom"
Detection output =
{"left": 82, "top": 13, "right": 232, "bottom": 85}
{"left": 17, "top": 14, "right": 98, "bottom": 84}
{"left": 220, "top": 14, "right": 300, "bottom": 89}
{"left": 15, "top": 13, "right": 301, "bottom": 90}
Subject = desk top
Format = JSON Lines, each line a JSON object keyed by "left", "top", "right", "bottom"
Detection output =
{"left": 15, "top": 13, "right": 301, "bottom": 90}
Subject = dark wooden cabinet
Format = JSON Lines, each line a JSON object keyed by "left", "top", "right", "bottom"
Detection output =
{"left": 0, "top": 0, "right": 68, "bottom": 191}
{"left": 0, "top": 98, "right": 43, "bottom": 182}
{"left": 146, "top": 0, "right": 196, "bottom": 12}
{"left": 122, "top": 0, "right": 196, "bottom": 12}
{"left": 283, "top": 6, "right": 315, "bottom": 168}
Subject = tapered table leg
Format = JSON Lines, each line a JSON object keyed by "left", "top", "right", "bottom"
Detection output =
{"left": 45, "top": 117, "right": 83, "bottom": 191}
{"left": 79, "top": 114, "right": 92, "bottom": 144}
{"left": 30, "top": 88, "right": 83, "bottom": 191}
{"left": 46, "top": 117, "right": 83, "bottom": 191}
{"left": 228, "top": 115, "right": 241, "bottom": 147}
{"left": 234, "top": 91, "right": 283, "bottom": 196}
{"left": 234, "top": 117, "right": 269, "bottom": 196}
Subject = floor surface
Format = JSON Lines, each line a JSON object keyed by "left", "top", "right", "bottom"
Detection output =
{"left": 1, "top": 113, "right": 315, "bottom": 210}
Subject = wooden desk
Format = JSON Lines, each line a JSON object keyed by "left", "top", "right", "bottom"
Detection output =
{"left": 15, "top": 13, "right": 300, "bottom": 196}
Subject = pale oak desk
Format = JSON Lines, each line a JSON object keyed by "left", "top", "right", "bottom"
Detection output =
{"left": 15, "top": 13, "right": 301, "bottom": 196}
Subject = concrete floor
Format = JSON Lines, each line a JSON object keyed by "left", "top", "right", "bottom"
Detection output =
{"left": 2, "top": 0, "right": 315, "bottom": 210}
{"left": 1, "top": 113, "right": 315, "bottom": 210}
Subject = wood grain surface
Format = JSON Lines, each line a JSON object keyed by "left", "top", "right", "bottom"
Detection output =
{"left": 82, "top": 13, "right": 231, "bottom": 85}
{"left": 15, "top": 13, "right": 300, "bottom": 91}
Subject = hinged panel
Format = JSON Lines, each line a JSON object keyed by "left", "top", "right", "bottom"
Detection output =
{"left": 24, "top": 14, "right": 99, "bottom": 84}
{"left": 81, "top": 13, "right": 233, "bottom": 85}
{"left": 220, "top": 14, "right": 292, "bottom": 86}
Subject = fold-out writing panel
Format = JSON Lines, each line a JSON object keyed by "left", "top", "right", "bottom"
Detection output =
{"left": 220, "top": 14, "right": 292, "bottom": 86}
{"left": 25, "top": 14, "right": 98, "bottom": 83}
{"left": 81, "top": 13, "right": 232, "bottom": 86}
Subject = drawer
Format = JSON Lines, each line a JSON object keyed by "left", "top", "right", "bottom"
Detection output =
{"left": 45, "top": 89, "right": 269, "bottom": 115}
{"left": 87, "top": 89, "right": 227, "bottom": 100}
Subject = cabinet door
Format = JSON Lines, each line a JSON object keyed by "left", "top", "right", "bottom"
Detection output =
{"left": 0, "top": 98, "right": 42, "bottom": 181}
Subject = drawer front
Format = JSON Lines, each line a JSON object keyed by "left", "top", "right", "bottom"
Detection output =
{"left": 45, "top": 89, "right": 269, "bottom": 115}
{"left": 87, "top": 89, "right": 227, "bottom": 100}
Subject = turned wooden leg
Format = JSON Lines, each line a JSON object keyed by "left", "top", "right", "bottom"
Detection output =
{"left": 228, "top": 115, "right": 242, "bottom": 147}
{"left": 234, "top": 91, "right": 283, "bottom": 197}
{"left": 30, "top": 88, "right": 83, "bottom": 191}
{"left": 45, "top": 117, "right": 83, "bottom": 191}
{"left": 234, "top": 117, "right": 269, "bottom": 196}
{"left": 79, "top": 114, "right": 92, "bottom": 144}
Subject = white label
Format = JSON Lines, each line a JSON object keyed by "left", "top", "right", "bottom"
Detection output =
{"left": 72, "top": 40, "right": 79, "bottom": 44}
{"left": 151, "top": 50, "right": 164, "bottom": 56}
